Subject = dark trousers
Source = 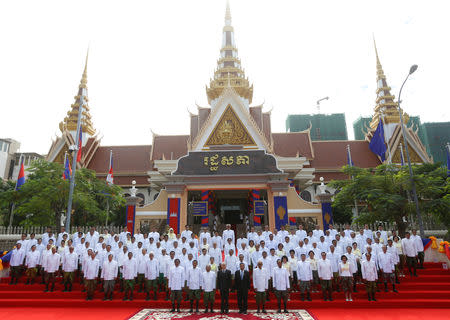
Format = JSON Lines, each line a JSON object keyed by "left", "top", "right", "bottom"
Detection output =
{"left": 275, "top": 290, "right": 288, "bottom": 310}
{"left": 237, "top": 289, "right": 248, "bottom": 312}
{"left": 417, "top": 251, "right": 424, "bottom": 268}
{"left": 220, "top": 289, "right": 229, "bottom": 312}
{"left": 406, "top": 256, "right": 417, "bottom": 275}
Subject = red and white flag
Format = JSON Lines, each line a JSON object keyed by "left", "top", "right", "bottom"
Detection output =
{"left": 106, "top": 150, "right": 114, "bottom": 185}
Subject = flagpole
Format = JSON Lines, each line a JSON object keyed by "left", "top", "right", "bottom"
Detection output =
{"left": 347, "top": 145, "right": 359, "bottom": 217}
{"left": 65, "top": 90, "right": 85, "bottom": 232}
{"left": 446, "top": 142, "right": 450, "bottom": 177}
{"left": 8, "top": 154, "right": 23, "bottom": 229}
{"left": 400, "top": 143, "right": 405, "bottom": 167}
{"left": 381, "top": 112, "right": 392, "bottom": 164}
{"left": 106, "top": 149, "right": 112, "bottom": 226}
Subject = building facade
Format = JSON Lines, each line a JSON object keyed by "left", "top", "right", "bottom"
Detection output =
{"left": 44, "top": 3, "right": 433, "bottom": 236}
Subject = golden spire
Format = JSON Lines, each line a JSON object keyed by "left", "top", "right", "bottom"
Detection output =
{"left": 369, "top": 37, "right": 408, "bottom": 130}
{"left": 59, "top": 49, "right": 96, "bottom": 136}
{"left": 206, "top": 1, "right": 253, "bottom": 105}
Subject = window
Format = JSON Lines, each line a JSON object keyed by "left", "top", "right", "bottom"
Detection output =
{"left": 136, "top": 193, "right": 146, "bottom": 207}
{"left": 300, "top": 190, "right": 312, "bottom": 202}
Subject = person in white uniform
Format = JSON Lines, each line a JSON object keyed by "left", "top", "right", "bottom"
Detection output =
{"left": 169, "top": 258, "right": 185, "bottom": 313}
{"left": 62, "top": 246, "right": 78, "bottom": 292}
{"left": 25, "top": 244, "right": 40, "bottom": 285}
{"left": 122, "top": 252, "right": 138, "bottom": 301}
{"left": 361, "top": 253, "right": 378, "bottom": 301}
{"left": 401, "top": 232, "right": 418, "bottom": 277}
{"left": 297, "top": 253, "right": 313, "bottom": 301}
{"left": 144, "top": 251, "right": 159, "bottom": 301}
{"left": 101, "top": 253, "right": 118, "bottom": 301}
{"left": 84, "top": 251, "right": 100, "bottom": 300}
{"left": 378, "top": 245, "right": 398, "bottom": 293}
{"left": 9, "top": 242, "right": 25, "bottom": 285}
{"left": 187, "top": 259, "right": 202, "bottom": 312}
{"left": 273, "top": 259, "right": 290, "bottom": 313}
{"left": 318, "top": 252, "right": 333, "bottom": 301}
{"left": 43, "top": 247, "right": 60, "bottom": 292}
{"left": 253, "top": 260, "right": 268, "bottom": 313}
{"left": 202, "top": 264, "right": 217, "bottom": 313}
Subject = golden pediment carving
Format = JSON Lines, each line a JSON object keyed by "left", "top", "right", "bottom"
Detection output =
{"left": 205, "top": 105, "right": 256, "bottom": 146}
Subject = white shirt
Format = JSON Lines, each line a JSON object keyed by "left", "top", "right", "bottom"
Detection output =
{"left": 145, "top": 258, "right": 159, "bottom": 280}
{"left": 122, "top": 257, "right": 138, "bottom": 280}
{"left": 296, "top": 230, "right": 307, "bottom": 241}
{"left": 317, "top": 259, "right": 333, "bottom": 280}
{"left": 297, "top": 260, "right": 313, "bottom": 281}
{"left": 101, "top": 259, "right": 118, "bottom": 280}
{"left": 222, "top": 229, "right": 235, "bottom": 243}
{"left": 197, "top": 253, "right": 210, "bottom": 271}
{"left": 25, "top": 250, "right": 40, "bottom": 268}
{"left": 62, "top": 252, "right": 78, "bottom": 272}
{"left": 225, "top": 255, "right": 238, "bottom": 274}
{"left": 402, "top": 237, "right": 418, "bottom": 257}
{"left": 273, "top": 266, "right": 290, "bottom": 290}
{"left": 202, "top": 270, "right": 216, "bottom": 292}
{"left": 339, "top": 262, "right": 352, "bottom": 277}
{"left": 413, "top": 235, "right": 424, "bottom": 252}
{"left": 361, "top": 259, "right": 378, "bottom": 281}
{"left": 44, "top": 252, "right": 61, "bottom": 273}
{"left": 84, "top": 258, "right": 100, "bottom": 280}
{"left": 168, "top": 265, "right": 185, "bottom": 290}
{"left": 378, "top": 252, "right": 395, "bottom": 273}
{"left": 10, "top": 248, "right": 25, "bottom": 267}
{"left": 187, "top": 267, "right": 202, "bottom": 290}
{"left": 253, "top": 267, "right": 269, "bottom": 292}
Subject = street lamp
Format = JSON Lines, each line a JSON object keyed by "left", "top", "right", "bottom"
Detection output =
{"left": 397, "top": 64, "right": 424, "bottom": 237}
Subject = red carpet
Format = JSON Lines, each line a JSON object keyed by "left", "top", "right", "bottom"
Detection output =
{"left": 0, "top": 263, "right": 449, "bottom": 319}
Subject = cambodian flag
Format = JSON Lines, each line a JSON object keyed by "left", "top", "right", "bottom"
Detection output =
{"left": 369, "top": 118, "right": 387, "bottom": 162}
{"left": 253, "top": 215, "right": 261, "bottom": 226}
{"left": 289, "top": 217, "right": 297, "bottom": 226}
{"left": 15, "top": 160, "right": 25, "bottom": 191}
{"left": 76, "top": 126, "right": 83, "bottom": 163}
{"left": 106, "top": 150, "right": 114, "bottom": 185}
{"left": 63, "top": 157, "right": 72, "bottom": 180}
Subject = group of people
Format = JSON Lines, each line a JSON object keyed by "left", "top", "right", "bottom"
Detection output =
{"left": 8, "top": 223, "right": 426, "bottom": 314}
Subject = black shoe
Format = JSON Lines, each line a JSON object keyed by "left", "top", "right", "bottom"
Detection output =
{"left": 204, "top": 309, "right": 208, "bottom": 313}
{"left": 243, "top": 311, "right": 247, "bottom": 315}
{"left": 262, "top": 309, "right": 267, "bottom": 314}
{"left": 177, "top": 309, "right": 180, "bottom": 313}
{"left": 284, "top": 310, "right": 289, "bottom": 313}
{"left": 256, "top": 309, "right": 260, "bottom": 314}
{"left": 393, "top": 288, "right": 398, "bottom": 293}
{"left": 373, "top": 297, "right": 377, "bottom": 301}
{"left": 277, "top": 309, "right": 282, "bottom": 313}
{"left": 145, "top": 294, "right": 150, "bottom": 301}
{"left": 171, "top": 308, "right": 175, "bottom": 313}
{"left": 189, "top": 309, "right": 193, "bottom": 313}
{"left": 210, "top": 309, "right": 214, "bottom": 313}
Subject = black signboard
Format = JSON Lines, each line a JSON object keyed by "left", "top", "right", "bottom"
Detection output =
{"left": 173, "top": 150, "right": 282, "bottom": 175}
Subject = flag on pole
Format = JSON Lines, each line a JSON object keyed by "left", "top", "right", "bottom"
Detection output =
{"left": 106, "top": 150, "right": 114, "bottom": 185}
{"left": 347, "top": 145, "right": 354, "bottom": 167}
{"left": 63, "top": 156, "right": 72, "bottom": 180}
{"left": 369, "top": 118, "right": 387, "bottom": 162}
{"left": 15, "top": 159, "right": 25, "bottom": 191}
{"left": 76, "top": 126, "right": 83, "bottom": 163}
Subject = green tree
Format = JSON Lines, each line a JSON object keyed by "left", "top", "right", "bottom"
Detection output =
{"left": 329, "top": 163, "right": 449, "bottom": 237}
{"left": 0, "top": 159, "right": 125, "bottom": 228}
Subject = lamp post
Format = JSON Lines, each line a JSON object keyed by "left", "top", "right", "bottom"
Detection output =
{"left": 397, "top": 64, "right": 424, "bottom": 237}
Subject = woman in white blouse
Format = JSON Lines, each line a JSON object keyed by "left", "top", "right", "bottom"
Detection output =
{"left": 339, "top": 255, "right": 353, "bottom": 301}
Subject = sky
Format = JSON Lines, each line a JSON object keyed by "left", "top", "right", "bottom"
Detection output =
{"left": 1, "top": 0, "right": 449, "bottom": 154}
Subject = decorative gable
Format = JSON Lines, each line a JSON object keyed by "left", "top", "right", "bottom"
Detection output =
{"left": 205, "top": 105, "right": 256, "bottom": 147}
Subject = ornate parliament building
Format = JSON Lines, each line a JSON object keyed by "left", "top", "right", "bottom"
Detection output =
{"left": 45, "top": 3, "right": 431, "bottom": 235}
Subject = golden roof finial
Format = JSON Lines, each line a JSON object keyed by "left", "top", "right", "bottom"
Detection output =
{"left": 206, "top": 0, "right": 253, "bottom": 105}
{"left": 225, "top": 0, "right": 232, "bottom": 25}
{"left": 368, "top": 37, "right": 408, "bottom": 132}
{"left": 59, "top": 48, "right": 96, "bottom": 136}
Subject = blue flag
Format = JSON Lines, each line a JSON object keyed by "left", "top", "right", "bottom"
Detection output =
{"left": 369, "top": 118, "right": 387, "bottom": 162}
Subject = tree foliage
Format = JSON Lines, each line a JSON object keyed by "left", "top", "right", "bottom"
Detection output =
{"left": 0, "top": 159, "right": 126, "bottom": 228}
{"left": 329, "top": 163, "right": 450, "bottom": 237}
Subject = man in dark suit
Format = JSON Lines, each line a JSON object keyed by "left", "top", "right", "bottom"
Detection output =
{"left": 217, "top": 263, "right": 232, "bottom": 314}
{"left": 234, "top": 262, "right": 251, "bottom": 314}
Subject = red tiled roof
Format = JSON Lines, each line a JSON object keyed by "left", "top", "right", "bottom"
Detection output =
{"left": 310, "top": 140, "right": 380, "bottom": 169}
{"left": 272, "top": 132, "right": 313, "bottom": 159}
{"left": 87, "top": 145, "right": 152, "bottom": 174}
{"left": 151, "top": 135, "right": 189, "bottom": 161}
